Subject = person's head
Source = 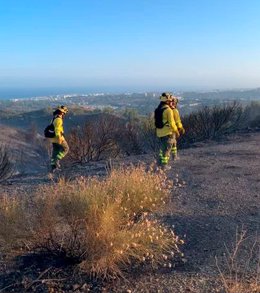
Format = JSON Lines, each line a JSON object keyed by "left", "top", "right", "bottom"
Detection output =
{"left": 53, "top": 105, "right": 68, "bottom": 117}
{"left": 170, "top": 96, "right": 179, "bottom": 109}
{"left": 160, "top": 92, "right": 173, "bottom": 105}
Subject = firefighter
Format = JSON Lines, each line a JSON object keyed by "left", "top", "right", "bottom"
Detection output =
{"left": 170, "top": 96, "right": 185, "bottom": 160}
{"left": 155, "top": 93, "right": 180, "bottom": 170}
{"left": 49, "top": 105, "right": 69, "bottom": 172}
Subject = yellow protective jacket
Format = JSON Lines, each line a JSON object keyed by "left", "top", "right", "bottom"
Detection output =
{"left": 172, "top": 108, "right": 184, "bottom": 131}
{"left": 156, "top": 105, "right": 179, "bottom": 138}
{"left": 50, "top": 116, "right": 65, "bottom": 144}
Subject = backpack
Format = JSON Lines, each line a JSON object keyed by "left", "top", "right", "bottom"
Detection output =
{"left": 44, "top": 119, "right": 55, "bottom": 138}
{"left": 154, "top": 103, "right": 168, "bottom": 128}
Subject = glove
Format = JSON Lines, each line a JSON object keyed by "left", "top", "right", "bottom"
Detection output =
{"left": 58, "top": 136, "right": 64, "bottom": 144}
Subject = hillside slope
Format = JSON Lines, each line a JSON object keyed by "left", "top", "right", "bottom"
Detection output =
{"left": 0, "top": 124, "right": 47, "bottom": 174}
{"left": 111, "top": 132, "right": 260, "bottom": 292}
{"left": 0, "top": 132, "right": 259, "bottom": 292}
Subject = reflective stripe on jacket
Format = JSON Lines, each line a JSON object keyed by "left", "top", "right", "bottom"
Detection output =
{"left": 156, "top": 105, "right": 178, "bottom": 138}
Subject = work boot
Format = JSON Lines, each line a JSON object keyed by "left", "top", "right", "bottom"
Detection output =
{"left": 161, "top": 165, "right": 171, "bottom": 171}
{"left": 56, "top": 160, "right": 61, "bottom": 169}
{"left": 50, "top": 165, "right": 57, "bottom": 173}
{"left": 50, "top": 163, "right": 61, "bottom": 173}
{"left": 173, "top": 155, "right": 179, "bottom": 161}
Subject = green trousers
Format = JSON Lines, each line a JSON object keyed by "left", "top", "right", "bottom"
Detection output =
{"left": 172, "top": 140, "right": 178, "bottom": 158}
{"left": 158, "top": 134, "right": 175, "bottom": 165}
{"left": 51, "top": 140, "right": 69, "bottom": 167}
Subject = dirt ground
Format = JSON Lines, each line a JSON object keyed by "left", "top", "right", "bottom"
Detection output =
{"left": 0, "top": 132, "right": 259, "bottom": 292}
{"left": 111, "top": 132, "right": 260, "bottom": 293}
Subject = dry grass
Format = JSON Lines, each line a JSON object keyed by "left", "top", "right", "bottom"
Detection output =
{"left": 216, "top": 228, "right": 260, "bottom": 293}
{"left": 0, "top": 166, "right": 183, "bottom": 279}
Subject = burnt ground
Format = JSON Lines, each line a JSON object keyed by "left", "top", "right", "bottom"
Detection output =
{"left": 0, "top": 132, "right": 259, "bottom": 292}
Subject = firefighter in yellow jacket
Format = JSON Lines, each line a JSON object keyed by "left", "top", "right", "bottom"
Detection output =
{"left": 49, "top": 106, "right": 69, "bottom": 172}
{"left": 170, "top": 96, "right": 185, "bottom": 160}
{"left": 155, "top": 93, "right": 180, "bottom": 170}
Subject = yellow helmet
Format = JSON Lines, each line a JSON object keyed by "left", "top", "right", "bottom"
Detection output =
{"left": 171, "top": 95, "right": 179, "bottom": 105}
{"left": 57, "top": 105, "right": 68, "bottom": 114}
{"left": 160, "top": 92, "right": 173, "bottom": 102}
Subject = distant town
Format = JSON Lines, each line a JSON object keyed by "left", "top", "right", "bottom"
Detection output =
{"left": 1, "top": 88, "right": 260, "bottom": 116}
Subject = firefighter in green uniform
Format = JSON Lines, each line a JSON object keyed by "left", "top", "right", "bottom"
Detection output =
{"left": 155, "top": 93, "right": 180, "bottom": 170}
{"left": 49, "top": 106, "right": 69, "bottom": 172}
{"left": 170, "top": 96, "right": 185, "bottom": 160}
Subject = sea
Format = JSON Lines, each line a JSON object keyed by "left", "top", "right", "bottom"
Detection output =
{"left": 0, "top": 85, "right": 148, "bottom": 100}
{"left": 0, "top": 87, "right": 100, "bottom": 100}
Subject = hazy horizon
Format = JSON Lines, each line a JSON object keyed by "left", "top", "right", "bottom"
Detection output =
{"left": 1, "top": 85, "right": 260, "bottom": 100}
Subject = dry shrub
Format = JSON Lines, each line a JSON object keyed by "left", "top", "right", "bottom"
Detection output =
{"left": 243, "top": 101, "right": 260, "bottom": 128}
{"left": 180, "top": 102, "right": 243, "bottom": 147}
{"left": 117, "top": 121, "right": 143, "bottom": 155}
{"left": 0, "top": 195, "right": 34, "bottom": 254}
{"left": 0, "top": 166, "right": 183, "bottom": 278}
{"left": 65, "top": 124, "right": 95, "bottom": 163}
{"left": 0, "top": 145, "right": 14, "bottom": 182}
{"left": 67, "top": 113, "right": 146, "bottom": 163}
{"left": 118, "top": 101, "right": 259, "bottom": 154}
{"left": 67, "top": 115, "right": 120, "bottom": 164}
{"left": 216, "top": 228, "right": 260, "bottom": 293}
{"left": 34, "top": 137, "right": 52, "bottom": 169}
{"left": 124, "top": 103, "right": 245, "bottom": 155}
{"left": 24, "top": 122, "right": 38, "bottom": 144}
{"left": 140, "top": 115, "right": 160, "bottom": 156}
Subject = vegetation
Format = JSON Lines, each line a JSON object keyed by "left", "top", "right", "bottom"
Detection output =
{"left": 179, "top": 102, "right": 244, "bottom": 147}
{"left": 243, "top": 101, "right": 260, "bottom": 128}
{"left": 0, "top": 101, "right": 259, "bottom": 291}
{"left": 216, "top": 228, "right": 260, "bottom": 293}
{"left": 62, "top": 101, "right": 260, "bottom": 164}
{"left": 0, "top": 145, "right": 14, "bottom": 182}
{"left": 132, "top": 101, "right": 260, "bottom": 154}
{"left": 2, "top": 101, "right": 258, "bottom": 176}
{"left": 66, "top": 115, "right": 121, "bottom": 164}
{"left": 0, "top": 166, "right": 183, "bottom": 278}
{"left": 66, "top": 113, "right": 146, "bottom": 164}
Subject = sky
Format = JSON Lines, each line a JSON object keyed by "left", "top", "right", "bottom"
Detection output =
{"left": 1, "top": 0, "right": 260, "bottom": 96}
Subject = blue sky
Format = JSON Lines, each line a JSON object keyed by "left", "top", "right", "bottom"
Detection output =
{"left": 1, "top": 0, "right": 260, "bottom": 94}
